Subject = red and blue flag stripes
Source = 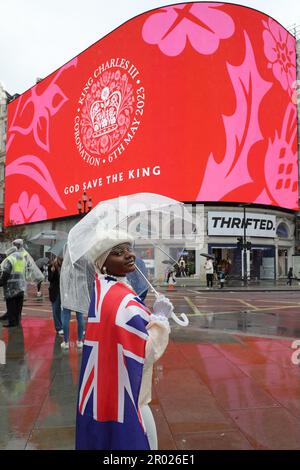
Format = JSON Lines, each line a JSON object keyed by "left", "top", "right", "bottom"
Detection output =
{"left": 76, "top": 274, "right": 151, "bottom": 450}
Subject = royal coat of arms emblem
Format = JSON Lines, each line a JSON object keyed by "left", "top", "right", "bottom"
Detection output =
{"left": 75, "top": 61, "right": 144, "bottom": 166}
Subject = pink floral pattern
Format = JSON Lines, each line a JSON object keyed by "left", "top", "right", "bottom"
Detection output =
{"left": 9, "top": 192, "right": 47, "bottom": 224}
{"left": 5, "top": 62, "right": 75, "bottom": 224}
{"left": 6, "top": 155, "right": 66, "bottom": 209}
{"left": 263, "top": 18, "right": 296, "bottom": 96}
{"left": 264, "top": 103, "right": 298, "bottom": 208}
{"left": 8, "top": 59, "right": 77, "bottom": 153}
{"left": 198, "top": 33, "right": 272, "bottom": 201}
{"left": 142, "top": 3, "right": 234, "bottom": 56}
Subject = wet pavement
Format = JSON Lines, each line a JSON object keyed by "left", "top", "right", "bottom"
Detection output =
{"left": 0, "top": 284, "right": 300, "bottom": 450}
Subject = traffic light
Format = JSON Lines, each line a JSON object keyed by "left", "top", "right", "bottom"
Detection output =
{"left": 246, "top": 241, "right": 252, "bottom": 250}
{"left": 237, "top": 237, "right": 243, "bottom": 249}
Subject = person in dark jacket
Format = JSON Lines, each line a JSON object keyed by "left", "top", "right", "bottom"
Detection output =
{"left": 287, "top": 267, "right": 293, "bottom": 286}
{"left": 126, "top": 257, "right": 149, "bottom": 301}
{"left": 48, "top": 256, "right": 63, "bottom": 334}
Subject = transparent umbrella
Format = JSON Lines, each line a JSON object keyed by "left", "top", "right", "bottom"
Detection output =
{"left": 29, "top": 230, "right": 68, "bottom": 246}
{"left": 35, "top": 257, "right": 49, "bottom": 269}
{"left": 48, "top": 240, "right": 67, "bottom": 257}
{"left": 68, "top": 193, "right": 193, "bottom": 263}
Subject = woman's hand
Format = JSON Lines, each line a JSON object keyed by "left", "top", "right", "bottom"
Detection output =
{"left": 153, "top": 295, "right": 174, "bottom": 318}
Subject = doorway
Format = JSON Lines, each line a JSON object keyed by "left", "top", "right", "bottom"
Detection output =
{"left": 278, "top": 249, "right": 288, "bottom": 277}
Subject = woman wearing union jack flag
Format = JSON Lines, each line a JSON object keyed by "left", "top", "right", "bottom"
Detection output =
{"left": 75, "top": 228, "right": 172, "bottom": 450}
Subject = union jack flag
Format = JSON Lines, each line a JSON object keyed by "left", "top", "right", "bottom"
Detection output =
{"left": 76, "top": 274, "right": 151, "bottom": 450}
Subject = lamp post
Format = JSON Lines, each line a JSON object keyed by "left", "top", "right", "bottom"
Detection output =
{"left": 239, "top": 203, "right": 251, "bottom": 285}
{"left": 77, "top": 192, "right": 93, "bottom": 215}
{"left": 243, "top": 205, "right": 247, "bottom": 285}
{"left": 82, "top": 191, "right": 87, "bottom": 213}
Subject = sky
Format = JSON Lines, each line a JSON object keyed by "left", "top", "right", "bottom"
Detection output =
{"left": 0, "top": 0, "right": 299, "bottom": 95}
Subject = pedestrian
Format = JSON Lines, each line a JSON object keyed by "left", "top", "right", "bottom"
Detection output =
{"left": 74, "top": 228, "right": 172, "bottom": 450}
{"left": 59, "top": 244, "right": 94, "bottom": 350}
{"left": 166, "top": 264, "right": 176, "bottom": 284}
{"left": 0, "top": 246, "right": 26, "bottom": 328}
{"left": 126, "top": 256, "right": 148, "bottom": 301}
{"left": 204, "top": 256, "right": 214, "bottom": 289}
{"left": 36, "top": 280, "right": 43, "bottom": 297}
{"left": 35, "top": 257, "right": 49, "bottom": 298}
{"left": 178, "top": 257, "right": 186, "bottom": 277}
{"left": 12, "top": 239, "right": 44, "bottom": 293}
{"left": 0, "top": 238, "right": 44, "bottom": 326}
{"left": 287, "top": 267, "right": 293, "bottom": 286}
{"left": 219, "top": 270, "right": 225, "bottom": 288}
{"left": 48, "top": 256, "right": 63, "bottom": 335}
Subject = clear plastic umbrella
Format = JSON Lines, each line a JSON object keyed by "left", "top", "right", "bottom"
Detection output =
{"left": 67, "top": 193, "right": 193, "bottom": 326}
{"left": 35, "top": 257, "right": 49, "bottom": 269}
{"left": 68, "top": 193, "right": 193, "bottom": 263}
{"left": 48, "top": 240, "right": 67, "bottom": 257}
{"left": 29, "top": 230, "right": 68, "bottom": 246}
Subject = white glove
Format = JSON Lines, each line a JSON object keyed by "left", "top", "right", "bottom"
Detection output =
{"left": 152, "top": 295, "right": 174, "bottom": 319}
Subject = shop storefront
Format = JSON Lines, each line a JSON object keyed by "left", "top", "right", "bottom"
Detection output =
{"left": 205, "top": 209, "right": 295, "bottom": 281}
{"left": 207, "top": 243, "right": 276, "bottom": 280}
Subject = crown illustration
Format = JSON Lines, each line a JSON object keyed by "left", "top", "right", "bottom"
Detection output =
{"left": 90, "top": 87, "right": 121, "bottom": 138}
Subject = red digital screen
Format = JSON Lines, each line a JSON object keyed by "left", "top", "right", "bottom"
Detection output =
{"left": 5, "top": 2, "right": 298, "bottom": 226}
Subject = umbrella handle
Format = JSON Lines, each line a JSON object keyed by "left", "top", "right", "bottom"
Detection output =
{"left": 134, "top": 263, "right": 189, "bottom": 326}
{"left": 170, "top": 311, "right": 189, "bottom": 327}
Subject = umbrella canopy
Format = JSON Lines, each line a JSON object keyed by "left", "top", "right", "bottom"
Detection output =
{"left": 29, "top": 230, "right": 68, "bottom": 246}
{"left": 200, "top": 253, "right": 215, "bottom": 259}
{"left": 35, "top": 257, "right": 49, "bottom": 269}
{"left": 48, "top": 240, "right": 66, "bottom": 257}
{"left": 68, "top": 193, "right": 194, "bottom": 264}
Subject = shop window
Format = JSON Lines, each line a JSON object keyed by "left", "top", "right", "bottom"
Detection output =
{"left": 295, "top": 218, "right": 300, "bottom": 241}
{"left": 169, "top": 247, "right": 195, "bottom": 276}
{"left": 131, "top": 219, "right": 158, "bottom": 238}
{"left": 133, "top": 246, "right": 155, "bottom": 279}
{"left": 134, "top": 246, "right": 154, "bottom": 259}
{"left": 166, "top": 218, "right": 196, "bottom": 238}
{"left": 276, "top": 223, "right": 289, "bottom": 238}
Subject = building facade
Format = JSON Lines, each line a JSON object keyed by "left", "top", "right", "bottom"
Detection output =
{"left": 0, "top": 100, "right": 299, "bottom": 283}
{"left": 0, "top": 26, "right": 299, "bottom": 284}
{"left": 0, "top": 83, "right": 9, "bottom": 234}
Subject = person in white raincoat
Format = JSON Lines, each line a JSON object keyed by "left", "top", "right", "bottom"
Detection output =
{"left": 0, "top": 241, "right": 44, "bottom": 326}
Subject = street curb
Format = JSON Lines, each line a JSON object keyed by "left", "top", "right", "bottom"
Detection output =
{"left": 157, "top": 286, "right": 300, "bottom": 292}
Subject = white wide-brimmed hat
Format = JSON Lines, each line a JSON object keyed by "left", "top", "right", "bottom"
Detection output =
{"left": 87, "top": 228, "right": 134, "bottom": 264}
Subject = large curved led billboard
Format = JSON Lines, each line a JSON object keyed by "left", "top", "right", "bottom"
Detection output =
{"left": 5, "top": 2, "right": 298, "bottom": 226}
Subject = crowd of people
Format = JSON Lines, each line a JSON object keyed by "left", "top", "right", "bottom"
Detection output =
{"left": 203, "top": 254, "right": 235, "bottom": 289}
{"left": 165, "top": 254, "right": 229, "bottom": 289}
{"left": 0, "top": 238, "right": 157, "bottom": 345}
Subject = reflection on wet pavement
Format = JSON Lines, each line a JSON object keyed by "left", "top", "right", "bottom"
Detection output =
{"left": 0, "top": 288, "right": 300, "bottom": 450}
